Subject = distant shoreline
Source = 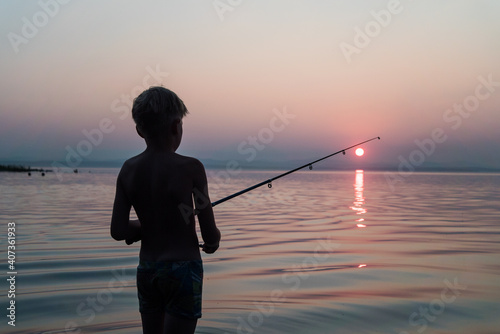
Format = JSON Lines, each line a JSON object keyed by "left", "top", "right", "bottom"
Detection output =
{"left": 0, "top": 161, "right": 499, "bottom": 174}
{"left": 0, "top": 164, "right": 51, "bottom": 173}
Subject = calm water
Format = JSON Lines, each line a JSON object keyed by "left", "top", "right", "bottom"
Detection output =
{"left": 1, "top": 168, "right": 499, "bottom": 334}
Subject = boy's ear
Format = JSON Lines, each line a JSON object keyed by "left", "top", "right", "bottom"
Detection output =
{"left": 171, "top": 119, "right": 181, "bottom": 135}
{"left": 136, "top": 126, "right": 145, "bottom": 138}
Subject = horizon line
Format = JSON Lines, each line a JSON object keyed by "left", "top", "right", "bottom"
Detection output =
{"left": 1, "top": 160, "right": 499, "bottom": 174}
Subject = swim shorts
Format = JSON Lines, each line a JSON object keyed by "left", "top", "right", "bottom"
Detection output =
{"left": 137, "top": 260, "right": 203, "bottom": 319}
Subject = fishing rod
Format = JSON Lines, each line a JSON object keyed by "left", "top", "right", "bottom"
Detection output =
{"left": 211, "top": 136, "right": 381, "bottom": 207}
{"left": 128, "top": 138, "right": 380, "bottom": 246}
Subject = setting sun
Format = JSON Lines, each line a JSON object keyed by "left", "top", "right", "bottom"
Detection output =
{"left": 355, "top": 148, "right": 364, "bottom": 157}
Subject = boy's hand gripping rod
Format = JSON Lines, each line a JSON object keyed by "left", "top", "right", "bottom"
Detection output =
{"left": 211, "top": 136, "right": 381, "bottom": 207}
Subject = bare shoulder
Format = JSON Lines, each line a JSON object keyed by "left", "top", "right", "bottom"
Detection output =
{"left": 122, "top": 154, "right": 140, "bottom": 169}
{"left": 117, "top": 153, "right": 145, "bottom": 179}
{"left": 174, "top": 154, "right": 206, "bottom": 179}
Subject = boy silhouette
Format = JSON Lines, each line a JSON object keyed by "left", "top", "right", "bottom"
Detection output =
{"left": 111, "top": 86, "right": 221, "bottom": 333}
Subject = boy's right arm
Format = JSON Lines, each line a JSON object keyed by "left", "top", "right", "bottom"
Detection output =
{"left": 111, "top": 167, "right": 141, "bottom": 242}
{"left": 192, "top": 159, "right": 221, "bottom": 254}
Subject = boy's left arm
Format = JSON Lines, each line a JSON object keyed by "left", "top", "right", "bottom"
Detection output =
{"left": 125, "top": 219, "right": 141, "bottom": 245}
{"left": 110, "top": 171, "right": 141, "bottom": 244}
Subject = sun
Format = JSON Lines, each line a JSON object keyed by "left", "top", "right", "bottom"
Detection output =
{"left": 355, "top": 148, "right": 364, "bottom": 157}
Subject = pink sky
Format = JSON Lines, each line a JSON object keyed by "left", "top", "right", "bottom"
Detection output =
{"left": 1, "top": 1, "right": 499, "bottom": 169}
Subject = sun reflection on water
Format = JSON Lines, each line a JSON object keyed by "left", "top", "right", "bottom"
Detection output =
{"left": 351, "top": 169, "right": 366, "bottom": 220}
{"left": 351, "top": 169, "right": 368, "bottom": 269}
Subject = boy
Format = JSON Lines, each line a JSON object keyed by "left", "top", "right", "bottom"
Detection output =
{"left": 111, "top": 86, "right": 221, "bottom": 334}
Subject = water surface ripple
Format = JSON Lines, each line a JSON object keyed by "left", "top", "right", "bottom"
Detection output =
{"left": 1, "top": 169, "right": 499, "bottom": 333}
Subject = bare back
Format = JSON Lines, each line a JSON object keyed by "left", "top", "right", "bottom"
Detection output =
{"left": 113, "top": 150, "right": 218, "bottom": 262}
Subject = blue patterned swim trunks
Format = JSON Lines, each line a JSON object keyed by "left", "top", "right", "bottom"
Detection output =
{"left": 137, "top": 260, "right": 203, "bottom": 319}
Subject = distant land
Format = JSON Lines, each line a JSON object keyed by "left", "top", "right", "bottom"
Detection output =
{"left": 0, "top": 158, "right": 499, "bottom": 173}
{"left": 0, "top": 164, "right": 48, "bottom": 172}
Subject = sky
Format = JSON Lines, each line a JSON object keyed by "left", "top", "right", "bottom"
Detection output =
{"left": 1, "top": 0, "right": 499, "bottom": 170}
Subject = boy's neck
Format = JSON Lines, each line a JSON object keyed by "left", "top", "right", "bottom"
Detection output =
{"left": 145, "top": 137, "right": 177, "bottom": 153}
